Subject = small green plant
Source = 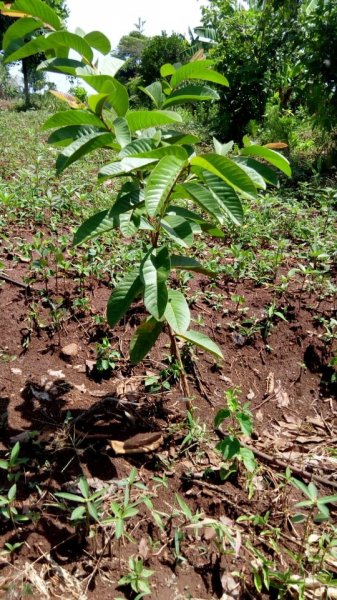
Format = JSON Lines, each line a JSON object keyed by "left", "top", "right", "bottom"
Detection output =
{"left": 262, "top": 301, "right": 288, "bottom": 339}
{"left": 0, "top": 484, "right": 31, "bottom": 525}
{"left": 55, "top": 476, "right": 107, "bottom": 535}
{"left": 1, "top": 541, "right": 24, "bottom": 562}
{"left": 214, "top": 388, "right": 257, "bottom": 478}
{"left": 2, "top": 2, "right": 291, "bottom": 408}
{"left": 118, "top": 556, "right": 154, "bottom": 599}
{"left": 180, "top": 410, "right": 208, "bottom": 451}
{"left": 291, "top": 479, "right": 337, "bottom": 524}
{"left": 95, "top": 337, "right": 120, "bottom": 373}
{"left": 0, "top": 442, "right": 28, "bottom": 482}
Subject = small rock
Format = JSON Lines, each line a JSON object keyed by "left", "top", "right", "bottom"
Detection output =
{"left": 73, "top": 364, "right": 86, "bottom": 373}
{"left": 10, "top": 367, "right": 22, "bottom": 376}
{"left": 47, "top": 369, "right": 65, "bottom": 379}
{"left": 73, "top": 383, "right": 87, "bottom": 394}
{"left": 247, "top": 389, "right": 255, "bottom": 400}
{"left": 85, "top": 359, "right": 96, "bottom": 375}
{"left": 61, "top": 343, "right": 79, "bottom": 360}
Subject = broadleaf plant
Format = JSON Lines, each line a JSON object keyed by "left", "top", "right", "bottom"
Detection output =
{"left": 2, "top": 0, "right": 291, "bottom": 407}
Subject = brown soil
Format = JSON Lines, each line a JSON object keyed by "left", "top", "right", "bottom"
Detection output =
{"left": 0, "top": 247, "right": 336, "bottom": 599}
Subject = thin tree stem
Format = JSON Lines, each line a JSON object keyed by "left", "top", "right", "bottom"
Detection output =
{"left": 167, "top": 325, "right": 192, "bottom": 412}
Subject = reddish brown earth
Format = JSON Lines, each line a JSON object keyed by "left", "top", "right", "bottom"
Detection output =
{"left": 0, "top": 245, "right": 336, "bottom": 599}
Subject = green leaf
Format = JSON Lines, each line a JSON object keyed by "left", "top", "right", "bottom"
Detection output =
{"left": 214, "top": 409, "right": 231, "bottom": 428}
{"left": 126, "top": 110, "right": 182, "bottom": 132}
{"left": 87, "top": 501, "right": 99, "bottom": 522}
{"left": 98, "top": 157, "right": 156, "bottom": 181}
{"left": 191, "top": 154, "right": 257, "bottom": 199}
{"left": 129, "top": 145, "right": 188, "bottom": 162}
{"left": 84, "top": 31, "right": 111, "bottom": 55}
{"left": 317, "top": 495, "right": 337, "bottom": 505}
{"left": 56, "top": 132, "right": 114, "bottom": 173}
{"left": 235, "top": 157, "right": 279, "bottom": 186}
{"left": 48, "top": 125, "right": 104, "bottom": 147}
{"left": 43, "top": 110, "right": 104, "bottom": 130}
{"left": 177, "top": 330, "right": 223, "bottom": 359}
{"left": 130, "top": 317, "right": 164, "bottom": 364}
{"left": 80, "top": 77, "right": 129, "bottom": 116}
{"left": 109, "top": 187, "right": 144, "bottom": 218}
{"left": 108, "top": 267, "right": 140, "bottom": 327}
{"left": 96, "top": 55, "right": 125, "bottom": 77}
{"left": 160, "top": 215, "right": 194, "bottom": 248}
{"left": 145, "top": 155, "right": 186, "bottom": 217}
{"left": 240, "top": 145, "right": 291, "bottom": 177}
{"left": 162, "top": 131, "right": 200, "bottom": 145}
{"left": 3, "top": 17, "right": 43, "bottom": 52}
{"left": 162, "top": 84, "right": 219, "bottom": 108}
{"left": 170, "top": 254, "right": 217, "bottom": 277}
{"left": 140, "top": 247, "right": 170, "bottom": 320}
{"left": 73, "top": 209, "right": 117, "bottom": 246}
{"left": 237, "top": 412, "right": 253, "bottom": 436}
{"left": 213, "top": 138, "right": 234, "bottom": 156}
{"left": 233, "top": 160, "right": 266, "bottom": 190}
{"left": 139, "top": 82, "right": 164, "bottom": 108}
{"left": 113, "top": 117, "right": 131, "bottom": 148}
{"left": 47, "top": 31, "right": 94, "bottom": 62}
{"left": 239, "top": 447, "right": 256, "bottom": 473}
{"left": 202, "top": 171, "right": 244, "bottom": 225}
{"left": 216, "top": 435, "right": 241, "bottom": 460}
{"left": 164, "top": 289, "right": 190, "bottom": 333}
{"left": 118, "top": 211, "right": 140, "bottom": 237}
{"left": 4, "top": 34, "right": 51, "bottom": 62}
{"left": 79, "top": 477, "right": 90, "bottom": 499}
{"left": 291, "top": 478, "right": 312, "bottom": 499}
{"left": 200, "top": 222, "right": 225, "bottom": 238}
{"left": 55, "top": 492, "right": 84, "bottom": 502}
{"left": 180, "top": 181, "right": 225, "bottom": 225}
{"left": 160, "top": 63, "right": 176, "bottom": 78}
{"left": 170, "top": 60, "right": 229, "bottom": 89}
{"left": 119, "top": 139, "right": 156, "bottom": 158}
{"left": 37, "top": 57, "right": 93, "bottom": 76}
{"left": 70, "top": 506, "right": 86, "bottom": 521}
{"left": 10, "top": 0, "right": 61, "bottom": 30}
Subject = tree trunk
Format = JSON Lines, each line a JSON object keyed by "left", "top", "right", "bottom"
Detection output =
{"left": 22, "top": 58, "right": 30, "bottom": 109}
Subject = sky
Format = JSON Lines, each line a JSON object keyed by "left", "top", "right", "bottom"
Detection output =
{"left": 12, "top": 0, "right": 208, "bottom": 91}
{"left": 66, "top": 0, "right": 207, "bottom": 49}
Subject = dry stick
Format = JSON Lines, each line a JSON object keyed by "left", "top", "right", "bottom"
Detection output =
{"left": 167, "top": 324, "right": 192, "bottom": 412}
{"left": 242, "top": 443, "right": 337, "bottom": 490}
{"left": 0, "top": 272, "right": 37, "bottom": 291}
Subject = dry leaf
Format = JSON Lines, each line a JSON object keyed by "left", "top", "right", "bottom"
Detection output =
{"left": 138, "top": 537, "right": 150, "bottom": 560}
{"left": 110, "top": 432, "right": 163, "bottom": 455}
{"left": 220, "top": 573, "right": 241, "bottom": 600}
{"left": 50, "top": 90, "right": 84, "bottom": 108}
{"left": 116, "top": 377, "right": 140, "bottom": 398}
{"left": 274, "top": 381, "right": 290, "bottom": 408}
{"left": 264, "top": 142, "right": 288, "bottom": 149}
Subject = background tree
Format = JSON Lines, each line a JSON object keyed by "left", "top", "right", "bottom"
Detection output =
{"left": 0, "top": 0, "right": 68, "bottom": 107}
{"left": 113, "top": 29, "right": 147, "bottom": 85}
{"left": 139, "top": 31, "right": 189, "bottom": 86}
{"left": 199, "top": 0, "right": 337, "bottom": 144}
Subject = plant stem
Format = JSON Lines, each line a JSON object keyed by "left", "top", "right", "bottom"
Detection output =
{"left": 167, "top": 325, "right": 192, "bottom": 412}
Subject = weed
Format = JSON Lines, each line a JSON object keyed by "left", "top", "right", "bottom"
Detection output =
{"left": 215, "top": 388, "right": 257, "bottom": 479}
{"left": 118, "top": 556, "right": 154, "bottom": 599}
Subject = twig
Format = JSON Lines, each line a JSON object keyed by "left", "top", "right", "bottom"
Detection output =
{"left": 168, "top": 324, "right": 192, "bottom": 411}
{"left": 0, "top": 272, "right": 37, "bottom": 291}
{"left": 243, "top": 443, "right": 337, "bottom": 490}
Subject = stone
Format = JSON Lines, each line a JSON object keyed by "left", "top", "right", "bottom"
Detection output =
{"left": 60, "top": 343, "right": 79, "bottom": 360}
